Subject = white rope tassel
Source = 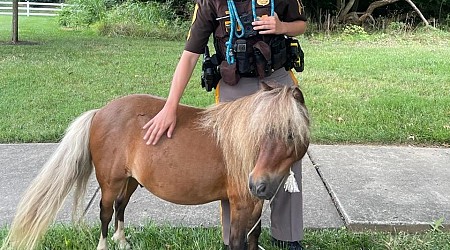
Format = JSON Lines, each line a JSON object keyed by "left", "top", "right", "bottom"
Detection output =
{"left": 284, "top": 169, "right": 300, "bottom": 193}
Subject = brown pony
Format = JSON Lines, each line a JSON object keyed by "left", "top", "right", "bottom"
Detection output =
{"left": 1, "top": 83, "right": 310, "bottom": 250}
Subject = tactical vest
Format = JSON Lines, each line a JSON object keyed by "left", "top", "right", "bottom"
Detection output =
{"left": 212, "top": 0, "right": 288, "bottom": 85}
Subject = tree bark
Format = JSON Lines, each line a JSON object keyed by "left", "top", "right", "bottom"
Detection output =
{"left": 338, "top": 0, "right": 356, "bottom": 22}
{"left": 336, "top": 0, "right": 342, "bottom": 12}
{"left": 357, "top": 0, "right": 430, "bottom": 26}
{"left": 352, "top": 0, "right": 360, "bottom": 12}
{"left": 12, "top": 0, "right": 19, "bottom": 44}
{"left": 359, "top": 0, "right": 400, "bottom": 23}
{"left": 404, "top": 0, "right": 430, "bottom": 26}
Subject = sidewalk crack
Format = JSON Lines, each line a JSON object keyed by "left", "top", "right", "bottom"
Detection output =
{"left": 306, "top": 149, "right": 348, "bottom": 228}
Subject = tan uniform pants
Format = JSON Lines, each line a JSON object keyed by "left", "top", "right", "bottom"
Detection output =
{"left": 216, "top": 68, "right": 304, "bottom": 243}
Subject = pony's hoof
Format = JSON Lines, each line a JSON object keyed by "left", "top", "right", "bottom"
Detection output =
{"left": 118, "top": 241, "right": 131, "bottom": 250}
{"left": 112, "top": 233, "right": 131, "bottom": 250}
{"left": 96, "top": 245, "right": 108, "bottom": 250}
{"left": 97, "top": 237, "right": 108, "bottom": 250}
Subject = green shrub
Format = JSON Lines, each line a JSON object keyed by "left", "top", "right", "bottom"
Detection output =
{"left": 58, "top": 0, "right": 190, "bottom": 39}
{"left": 58, "top": 0, "right": 108, "bottom": 27}
{"left": 105, "top": 1, "right": 174, "bottom": 24}
{"left": 96, "top": 1, "right": 190, "bottom": 39}
{"left": 388, "top": 21, "right": 407, "bottom": 32}
{"left": 341, "top": 24, "right": 369, "bottom": 40}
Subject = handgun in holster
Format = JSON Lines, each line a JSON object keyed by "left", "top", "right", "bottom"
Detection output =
{"left": 201, "top": 46, "right": 220, "bottom": 92}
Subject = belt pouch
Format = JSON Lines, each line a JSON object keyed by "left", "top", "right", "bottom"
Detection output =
{"left": 253, "top": 41, "right": 272, "bottom": 78}
{"left": 220, "top": 60, "right": 240, "bottom": 86}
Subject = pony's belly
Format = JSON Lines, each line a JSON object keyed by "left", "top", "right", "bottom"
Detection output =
{"left": 142, "top": 180, "right": 227, "bottom": 205}
{"left": 131, "top": 140, "right": 228, "bottom": 205}
{"left": 145, "top": 184, "right": 222, "bottom": 205}
{"left": 131, "top": 163, "right": 228, "bottom": 205}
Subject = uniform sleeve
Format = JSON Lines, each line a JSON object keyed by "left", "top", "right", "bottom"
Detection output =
{"left": 184, "top": 0, "right": 217, "bottom": 54}
{"left": 280, "top": 0, "right": 307, "bottom": 22}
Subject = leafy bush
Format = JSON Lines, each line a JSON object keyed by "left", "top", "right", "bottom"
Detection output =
{"left": 59, "top": 0, "right": 190, "bottom": 39}
{"left": 388, "top": 21, "right": 407, "bottom": 31}
{"left": 152, "top": 0, "right": 194, "bottom": 20}
{"left": 103, "top": 1, "right": 174, "bottom": 25}
{"left": 341, "top": 24, "right": 369, "bottom": 40}
{"left": 95, "top": 1, "right": 190, "bottom": 39}
{"left": 58, "top": 0, "right": 107, "bottom": 27}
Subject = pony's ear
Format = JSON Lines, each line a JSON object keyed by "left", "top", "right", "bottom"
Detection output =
{"left": 260, "top": 82, "right": 273, "bottom": 91}
{"left": 293, "top": 87, "right": 305, "bottom": 104}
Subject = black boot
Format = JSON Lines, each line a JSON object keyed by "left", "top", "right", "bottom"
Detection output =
{"left": 271, "top": 237, "right": 304, "bottom": 250}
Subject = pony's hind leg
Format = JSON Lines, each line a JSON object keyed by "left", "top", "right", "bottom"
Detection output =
{"left": 97, "top": 180, "right": 127, "bottom": 250}
{"left": 112, "top": 178, "right": 139, "bottom": 250}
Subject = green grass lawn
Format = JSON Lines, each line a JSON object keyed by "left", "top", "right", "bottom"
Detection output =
{"left": 1, "top": 16, "right": 449, "bottom": 145}
{"left": 304, "top": 38, "right": 450, "bottom": 145}
{"left": 0, "top": 16, "right": 212, "bottom": 143}
{"left": 2, "top": 223, "right": 450, "bottom": 250}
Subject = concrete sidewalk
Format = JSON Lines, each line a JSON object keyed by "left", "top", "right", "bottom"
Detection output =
{"left": 0, "top": 143, "right": 449, "bottom": 232}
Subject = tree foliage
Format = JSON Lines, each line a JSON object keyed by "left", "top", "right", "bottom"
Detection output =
{"left": 53, "top": 0, "right": 450, "bottom": 31}
{"left": 302, "top": 0, "right": 450, "bottom": 24}
{"left": 149, "top": 0, "right": 450, "bottom": 29}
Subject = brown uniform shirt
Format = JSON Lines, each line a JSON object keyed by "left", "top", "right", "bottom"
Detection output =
{"left": 185, "top": 0, "right": 307, "bottom": 55}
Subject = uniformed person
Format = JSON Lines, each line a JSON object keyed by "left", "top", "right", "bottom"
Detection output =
{"left": 143, "top": 0, "right": 307, "bottom": 249}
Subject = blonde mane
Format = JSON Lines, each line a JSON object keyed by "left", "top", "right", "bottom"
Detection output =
{"left": 200, "top": 85, "right": 310, "bottom": 196}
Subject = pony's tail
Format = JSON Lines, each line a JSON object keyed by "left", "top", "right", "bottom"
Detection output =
{"left": 1, "top": 109, "right": 99, "bottom": 250}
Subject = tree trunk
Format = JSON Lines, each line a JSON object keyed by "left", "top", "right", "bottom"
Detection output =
{"left": 359, "top": 0, "right": 400, "bottom": 23}
{"left": 12, "top": 0, "right": 19, "bottom": 44}
{"left": 338, "top": 0, "right": 356, "bottom": 22}
{"left": 336, "top": 0, "right": 342, "bottom": 12}
{"left": 352, "top": 0, "right": 359, "bottom": 12}
{"left": 357, "top": 0, "right": 430, "bottom": 26}
{"left": 404, "top": 0, "right": 430, "bottom": 26}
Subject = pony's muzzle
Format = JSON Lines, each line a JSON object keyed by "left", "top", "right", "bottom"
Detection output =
{"left": 248, "top": 175, "right": 278, "bottom": 200}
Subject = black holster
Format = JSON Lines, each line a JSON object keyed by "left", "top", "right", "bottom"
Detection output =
{"left": 285, "top": 37, "right": 304, "bottom": 72}
{"left": 201, "top": 46, "right": 220, "bottom": 91}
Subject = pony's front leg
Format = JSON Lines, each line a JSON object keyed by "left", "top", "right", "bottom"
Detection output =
{"left": 246, "top": 200, "right": 264, "bottom": 250}
{"left": 228, "top": 197, "right": 259, "bottom": 250}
